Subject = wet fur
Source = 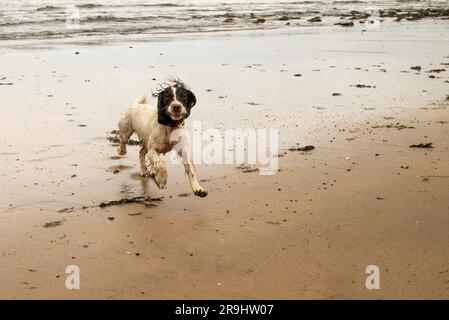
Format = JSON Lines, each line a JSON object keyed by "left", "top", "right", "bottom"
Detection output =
{"left": 117, "top": 84, "right": 207, "bottom": 197}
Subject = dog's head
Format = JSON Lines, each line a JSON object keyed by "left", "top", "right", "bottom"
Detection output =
{"left": 156, "top": 82, "right": 196, "bottom": 127}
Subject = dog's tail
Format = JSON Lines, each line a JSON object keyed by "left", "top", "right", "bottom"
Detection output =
{"left": 134, "top": 93, "right": 147, "bottom": 105}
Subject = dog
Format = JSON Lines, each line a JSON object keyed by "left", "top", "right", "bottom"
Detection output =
{"left": 117, "top": 80, "right": 207, "bottom": 197}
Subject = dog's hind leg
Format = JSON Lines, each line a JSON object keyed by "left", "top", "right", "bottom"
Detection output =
{"left": 117, "top": 112, "right": 134, "bottom": 156}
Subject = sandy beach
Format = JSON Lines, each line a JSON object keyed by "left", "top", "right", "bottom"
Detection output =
{"left": 1, "top": 12, "right": 449, "bottom": 299}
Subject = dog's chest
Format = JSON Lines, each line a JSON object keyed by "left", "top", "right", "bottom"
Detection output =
{"left": 151, "top": 127, "right": 178, "bottom": 154}
{"left": 154, "top": 141, "right": 173, "bottom": 154}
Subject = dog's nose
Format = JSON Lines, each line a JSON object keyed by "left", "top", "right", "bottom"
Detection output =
{"left": 172, "top": 104, "right": 182, "bottom": 113}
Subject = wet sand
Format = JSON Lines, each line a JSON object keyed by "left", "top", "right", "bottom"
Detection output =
{"left": 1, "top": 21, "right": 449, "bottom": 299}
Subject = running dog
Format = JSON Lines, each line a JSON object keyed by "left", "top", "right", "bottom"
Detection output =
{"left": 117, "top": 80, "right": 207, "bottom": 197}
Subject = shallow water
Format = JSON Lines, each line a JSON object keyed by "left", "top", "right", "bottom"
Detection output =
{"left": 0, "top": 0, "right": 447, "bottom": 44}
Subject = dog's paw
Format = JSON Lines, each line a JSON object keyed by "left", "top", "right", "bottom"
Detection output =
{"left": 153, "top": 168, "right": 167, "bottom": 189}
{"left": 117, "top": 146, "right": 127, "bottom": 156}
{"left": 140, "top": 170, "right": 151, "bottom": 178}
{"left": 194, "top": 188, "right": 208, "bottom": 198}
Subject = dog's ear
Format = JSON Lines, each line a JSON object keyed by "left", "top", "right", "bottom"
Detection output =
{"left": 157, "top": 90, "right": 165, "bottom": 110}
{"left": 186, "top": 90, "right": 196, "bottom": 108}
{"left": 156, "top": 88, "right": 176, "bottom": 126}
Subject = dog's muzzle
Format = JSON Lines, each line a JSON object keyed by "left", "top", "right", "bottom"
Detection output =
{"left": 168, "top": 102, "right": 186, "bottom": 120}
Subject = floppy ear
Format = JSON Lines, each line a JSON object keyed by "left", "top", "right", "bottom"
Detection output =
{"left": 157, "top": 91, "right": 164, "bottom": 110}
{"left": 157, "top": 90, "right": 172, "bottom": 126}
{"left": 186, "top": 90, "right": 196, "bottom": 108}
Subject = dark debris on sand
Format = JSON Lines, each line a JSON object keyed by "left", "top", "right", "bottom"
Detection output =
{"left": 351, "top": 84, "right": 376, "bottom": 89}
{"left": 289, "top": 145, "right": 315, "bottom": 152}
{"left": 335, "top": 21, "right": 354, "bottom": 27}
{"left": 372, "top": 124, "right": 415, "bottom": 130}
{"left": 410, "top": 143, "right": 433, "bottom": 148}
{"left": 43, "top": 220, "right": 63, "bottom": 228}
{"left": 235, "top": 164, "right": 259, "bottom": 173}
{"left": 98, "top": 196, "right": 163, "bottom": 208}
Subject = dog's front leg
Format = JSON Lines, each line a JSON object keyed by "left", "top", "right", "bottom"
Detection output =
{"left": 183, "top": 160, "right": 207, "bottom": 198}
{"left": 147, "top": 149, "right": 167, "bottom": 189}
{"left": 139, "top": 147, "right": 149, "bottom": 177}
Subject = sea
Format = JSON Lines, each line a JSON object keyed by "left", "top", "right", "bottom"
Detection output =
{"left": 0, "top": 0, "right": 448, "bottom": 43}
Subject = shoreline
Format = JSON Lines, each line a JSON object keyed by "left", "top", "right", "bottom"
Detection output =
{"left": 2, "top": 1, "right": 449, "bottom": 46}
{"left": 1, "top": 17, "right": 448, "bottom": 53}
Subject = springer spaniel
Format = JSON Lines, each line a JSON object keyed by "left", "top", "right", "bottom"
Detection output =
{"left": 117, "top": 80, "right": 207, "bottom": 197}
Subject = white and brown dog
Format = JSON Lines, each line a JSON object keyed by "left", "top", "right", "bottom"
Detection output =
{"left": 117, "top": 80, "right": 207, "bottom": 197}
